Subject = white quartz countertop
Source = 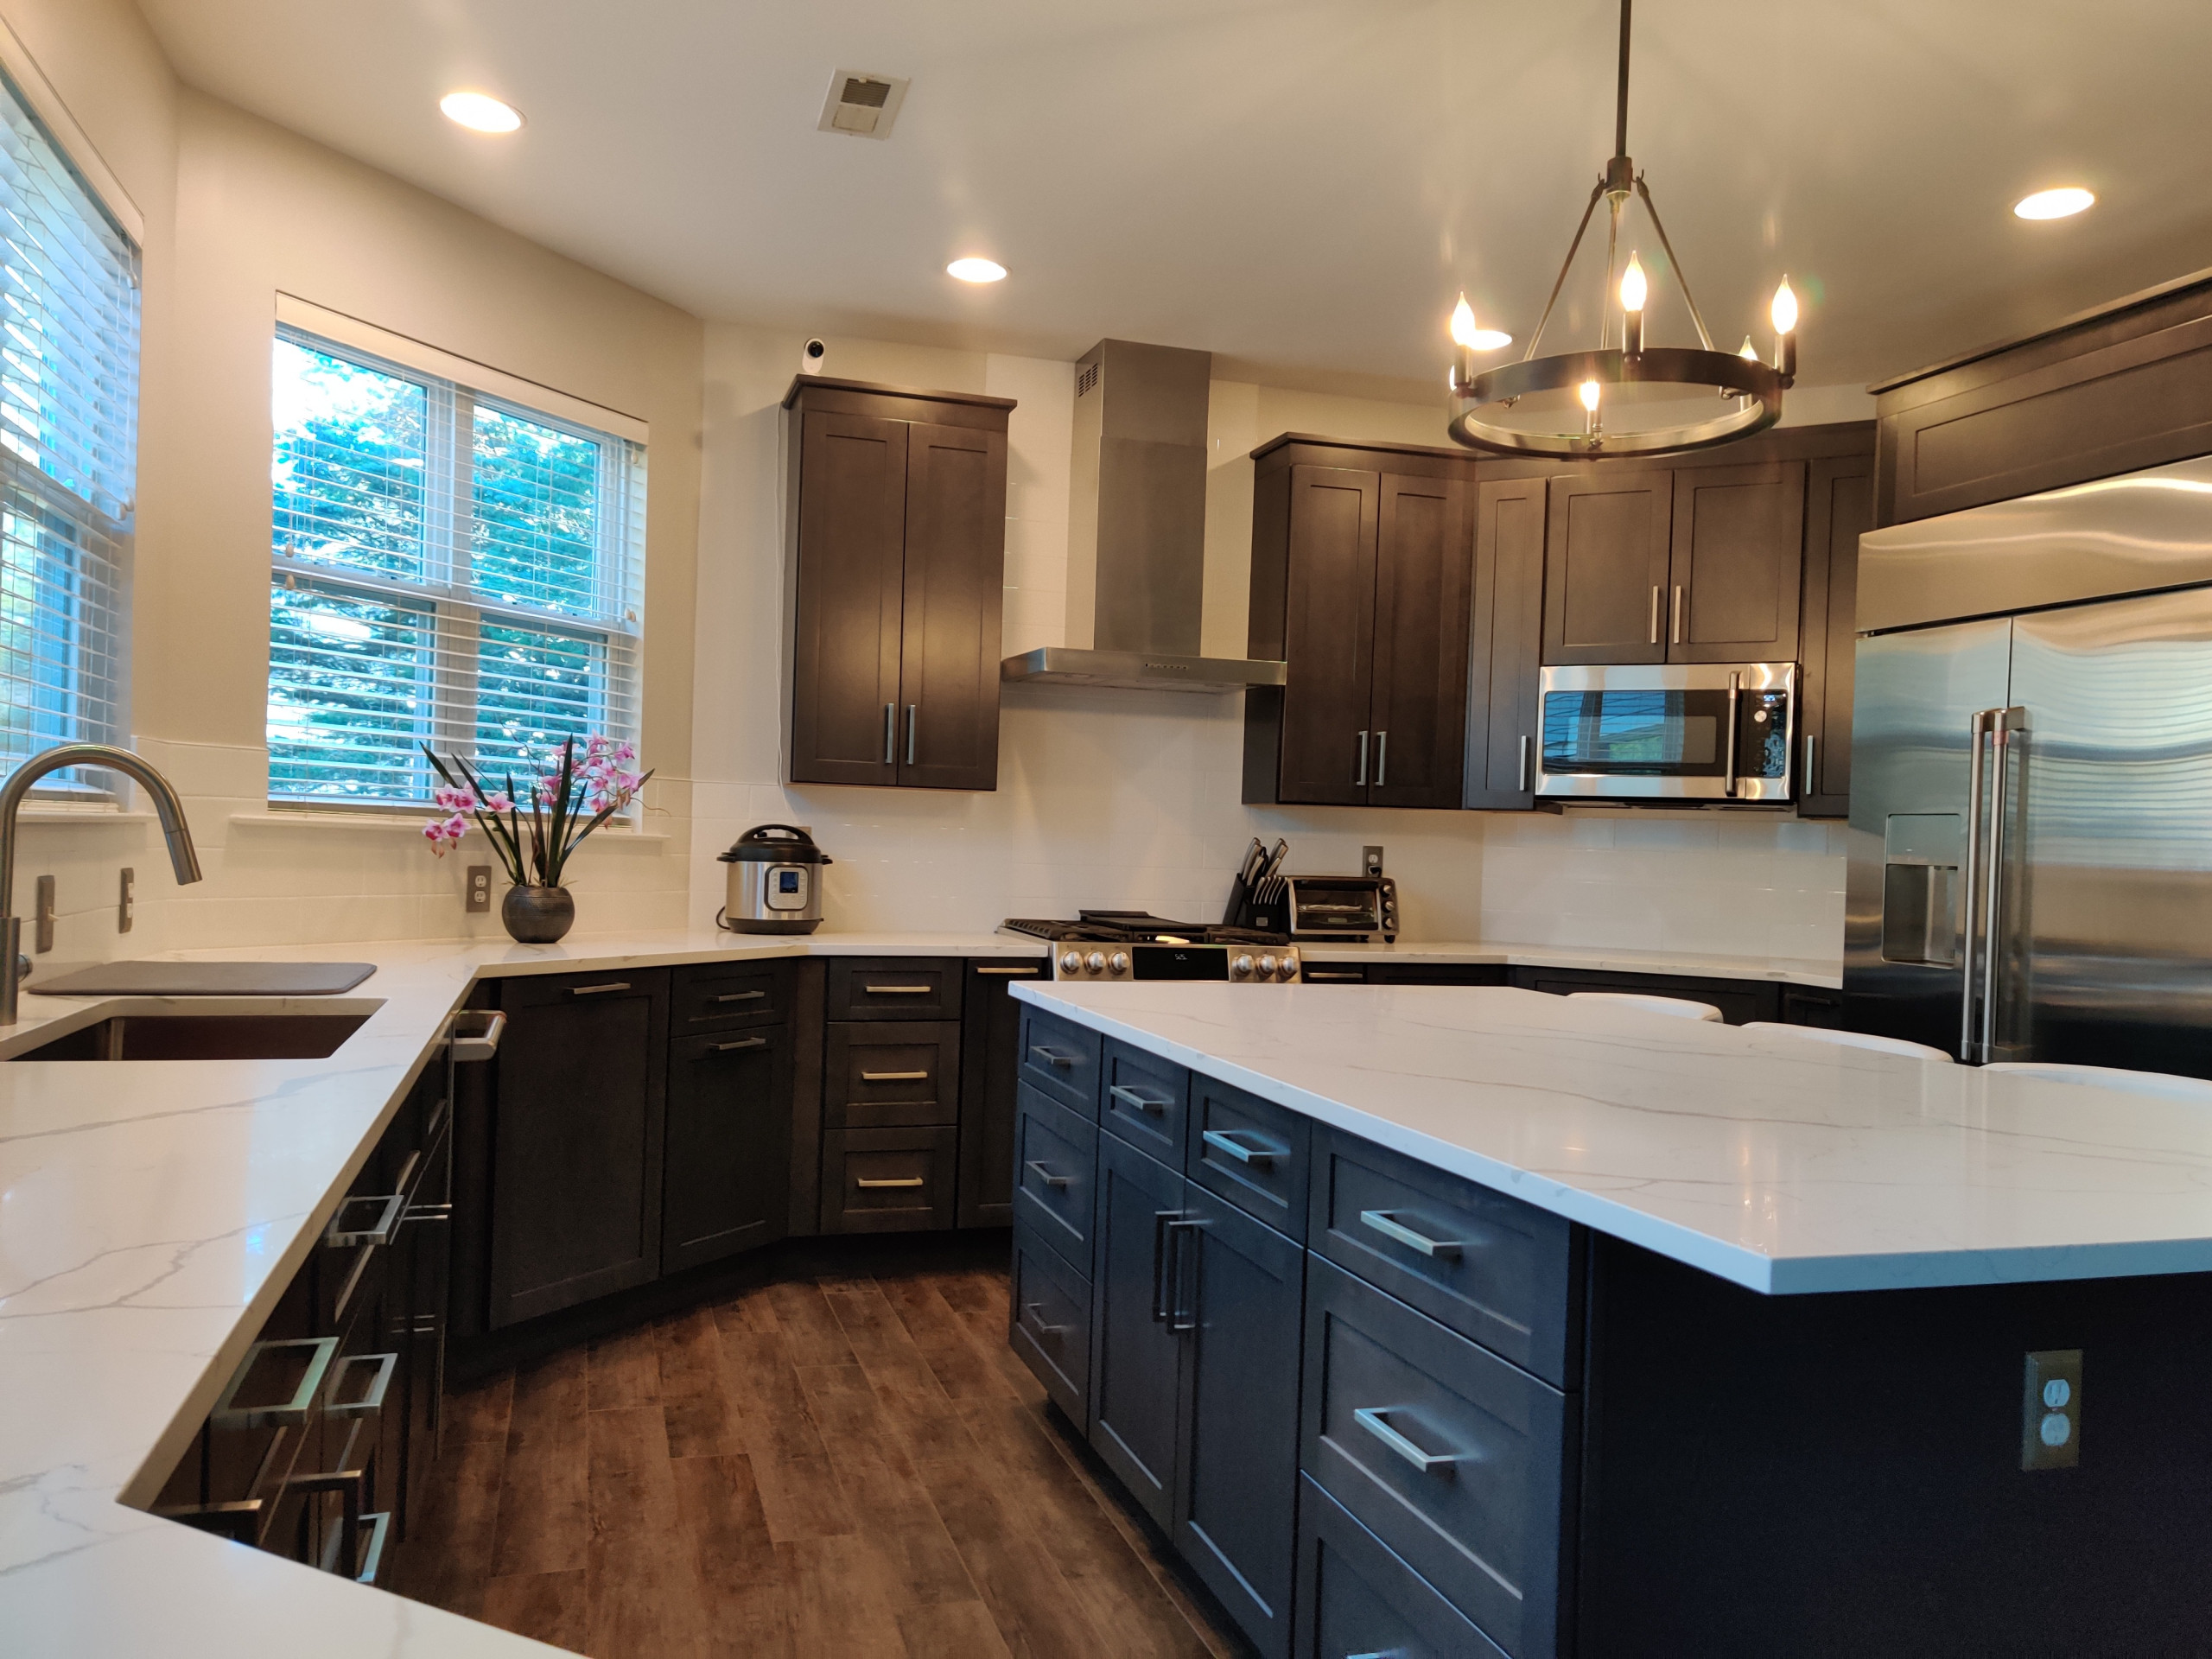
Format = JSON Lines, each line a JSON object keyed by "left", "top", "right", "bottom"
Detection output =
{"left": 1294, "top": 938, "right": 1840, "bottom": 988}
{"left": 1014, "top": 981, "right": 2212, "bottom": 1298}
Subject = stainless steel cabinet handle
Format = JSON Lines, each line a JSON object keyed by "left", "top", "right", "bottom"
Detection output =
{"left": 1374, "top": 730, "right": 1388, "bottom": 787}
{"left": 1671, "top": 583, "right": 1684, "bottom": 645}
{"left": 327, "top": 1192, "right": 405, "bottom": 1249}
{"left": 711, "top": 989, "right": 766, "bottom": 1004}
{"left": 906, "top": 703, "right": 918, "bottom": 766}
{"left": 1166, "top": 1217, "right": 1204, "bottom": 1332}
{"left": 287, "top": 1465, "right": 366, "bottom": 1580}
{"left": 1151, "top": 1210, "right": 1178, "bottom": 1322}
{"left": 568, "top": 981, "right": 630, "bottom": 997}
{"left": 212, "top": 1336, "right": 339, "bottom": 1431}
{"left": 1024, "top": 1160, "right": 1071, "bottom": 1191}
{"left": 975, "top": 964, "right": 1040, "bottom": 976}
{"left": 1802, "top": 734, "right": 1815, "bottom": 791}
{"left": 1358, "top": 1209, "right": 1464, "bottom": 1260}
{"left": 865, "top": 983, "right": 932, "bottom": 995}
{"left": 710, "top": 1036, "right": 769, "bottom": 1053}
{"left": 1355, "top": 729, "right": 1369, "bottom": 786}
{"left": 1020, "top": 1301, "right": 1067, "bottom": 1339}
{"left": 862, "top": 1068, "right": 929, "bottom": 1082}
{"left": 1029, "top": 1044, "right": 1077, "bottom": 1069}
{"left": 1723, "top": 672, "right": 1740, "bottom": 798}
{"left": 1961, "top": 709, "right": 1991, "bottom": 1062}
{"left": 326, "top": 1351, "right": 398, "bottom": 1419}
{"left": 1109, "top": 1084, "right": 1170, "bottom": 1116}
{"left": 1352, "top": 1405, "right": 1467, "bottom": 1475}
{"left": 1518, "top": 733, "right": 1532, "bottom": 792}
{"left": 1201, "top": 1128, "right": 1278, "bottom": 1168}
{"left": 855, "top": 1175, "right": 926, "bottom": 1190}
{"left": 883, "top": 702, "right": 896, "bottom": 765}
{"left": 330, "top": 1509, "right": 391, "bottom": 1586}
{"left": 1648, "top": 585, "right": 1661, "bottom": 645}
{"left": 448, "top": 1008, "right": 505, "bottom": 1063}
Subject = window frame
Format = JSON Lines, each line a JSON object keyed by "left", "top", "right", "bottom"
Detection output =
{"left": 265, "top": 317, "right": 647, "bottom": 811}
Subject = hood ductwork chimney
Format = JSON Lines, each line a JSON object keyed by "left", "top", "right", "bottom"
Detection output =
{"left": 1000, "top": 339, "right": 1287, "bottom": 693}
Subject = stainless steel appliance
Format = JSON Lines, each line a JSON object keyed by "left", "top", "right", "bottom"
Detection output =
{"left": 716, "top": 823, "right": 832, "bottom": 934}
{"left": 1845, "top": 454, "right": 2212, "bottom": 1072}
{"left": 1283, "top": 874, "right": 1398, "bottom": 942}
{"left": 1536, "top": 663, "right": 1797, "bottom": 802}
{"left": 1001, "top": 913, "right": 1303, "bottom": 983}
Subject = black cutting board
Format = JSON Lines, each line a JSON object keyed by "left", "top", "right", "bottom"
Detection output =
{"left": 28, "top": 961, "right": 378, "bottom": 996}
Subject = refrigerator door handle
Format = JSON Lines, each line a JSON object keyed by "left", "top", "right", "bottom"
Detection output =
{"left": 1980, "top": 707, "right": 2028, "bottom": 1063}
{"left": 1960, "top": 709, "right": 1993, "bottom": 1062}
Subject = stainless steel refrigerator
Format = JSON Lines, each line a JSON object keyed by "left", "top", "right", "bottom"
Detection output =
{"left": 1845, "top": 454, "right": 2212, "bottom": 1073}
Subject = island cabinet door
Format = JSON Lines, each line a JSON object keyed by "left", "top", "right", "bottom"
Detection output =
{"left": 1173, "top": 1183, "right": 1306, "bottom": 1659}
{"left": 1086, "top": 1132, "right": 1187, "bottom": 1532}
{"left": 661, "top": 1027, "right": 793, "bottom": 1275}
{"left": 486, "top": 969, "right": 671, "bottom": 1329}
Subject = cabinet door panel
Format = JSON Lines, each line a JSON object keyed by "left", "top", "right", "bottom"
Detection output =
{"left": 662, "top": 1027, "right": 791, "bottom": 1274}
{"left": 1669, "top": 461, "right": 1807, "bottom": 663}
{"left": 898, "top": 423, "right": 1007, "bottom": 790}
{"left": 487, "top": 971, "right": 670, "bottom": 1328}
{"left": 1465, "top": 477, "right": 1547, "bottom": 809}
{"left": 957, "top": 960, "right": 1045, "bottom": 1226}
{"left": 1542, "top": 470, "right": 1672, "bottom": 665}
{"left": 1174, "top": 1183, "right": 1305, "bottom": 1659}
{"left": 1798, "top": 456, "right": 1874, "bottom": 816}
{"left": 1277, "top": 466, "right": 1379, "bottom": 804}
{"left": 790, "top": 412, "right": 906, "bottom": 785}
{"left": 1369, "top": 474, "right": 1471, "bottom": 809}
{"left": 1088, "top": 1134, "right": 1185, "bottom": 1531}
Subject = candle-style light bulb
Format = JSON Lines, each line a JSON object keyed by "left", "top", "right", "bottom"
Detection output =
{"left": 1739, "top": 335, "right": 1759, "bottom": 361}
{"left": 1451, "top": 293, "right": 1478, "bottom": 348}
{"left": 1619, "top": 252, "right": 1648, "bottom": 315}
{"left": 1770, "top": 276, "right": 1798, "bottom": 336}
{"left": 1770, "top": 276, "right": 1800, "bottom": 380}
{"left": 1579, "top": 379, "right": 1602, "bottom": 412}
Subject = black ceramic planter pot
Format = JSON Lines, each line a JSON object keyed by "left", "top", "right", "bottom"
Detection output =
{"left": 502, "top": 884, "right": 575, "bottom": 944}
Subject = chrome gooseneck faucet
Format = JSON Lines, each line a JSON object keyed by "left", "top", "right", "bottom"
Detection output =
{"left": 0, "top": 743, "right": 202, "bottom": 1024}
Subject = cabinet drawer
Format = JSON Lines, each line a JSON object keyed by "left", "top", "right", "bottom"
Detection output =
{"left": 672, "top": 961, "right": 785, "bottom": 1034}
{"left": 1018, "top": 1002, "right": 1103, "bottom": 1116}
{"left": 1296, "top": 1475, "right": 1508, "bottom": 1659}
{"left": 1101, "top": 1039, "right": 1188, "bottom": 1166}
{"left": 825, "top": 1020, "right": 961, "bottom": 1128}
{"left": 1010, "top": 1221, "right": 1090, "bottom": 1423}
{"left": 1301, "top": 1257, "right": 1569, "bottom": 1659}
{"left": 1309, "top": 1127, "right": 1580, "bottom": 1388}
{"left": 1188, "top": 1072, "right": 1310, "bottom": 1242}
{"left": 819, "top": 1126, "right": 957, "bottom": 1233}
{"left": 825, "top": 957, "right": 962, "bottom": 1021}
{"left": 1012, "top": 1084, "right": 1097, "bottom": 1274}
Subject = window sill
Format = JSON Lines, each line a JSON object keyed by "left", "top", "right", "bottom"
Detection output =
{"left": 232, "top": 810, "right": 669, "bottom": 845}
{"left": 13, "top": 806, "right": 156, "bottom": 824}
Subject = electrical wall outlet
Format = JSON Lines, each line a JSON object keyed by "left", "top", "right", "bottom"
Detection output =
{"left": 2022, "top": 1348, "right": 2083, "bottom": 1470}
{"left": 34, "top": 874, "right": 54, "bottom": 952}
{"left": 466, "top": 865, "right": 493, "bottom": 914}
{"left": 1363, "top": 844, "right": 1384, "bottom": 878}
{"left": 118, "top": 868, "right": 134, "bottom": 934}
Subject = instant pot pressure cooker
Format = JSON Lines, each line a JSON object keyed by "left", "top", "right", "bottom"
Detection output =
{"left": 716, "top": 823, "right": 831, "bottom": 934}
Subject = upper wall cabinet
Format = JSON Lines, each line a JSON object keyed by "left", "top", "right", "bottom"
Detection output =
{"left": 784, "top": 376, "right": 1014, "bottom": 791}
{"left": 1243, "top": 436, "right": 1477, "bottom": 810}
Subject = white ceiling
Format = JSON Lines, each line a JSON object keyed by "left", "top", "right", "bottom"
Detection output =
{"left": 137, "top": 0, "right": 2212, "bottom": 396}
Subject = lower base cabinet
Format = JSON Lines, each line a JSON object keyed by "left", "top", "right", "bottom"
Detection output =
{"left": 1088, "top": 1132, "right": 1186, "bottom": 1530}
{"left": 822, "top": 1125, "right": 959, "bottom": 1231}
{"left": 1010, "top": 1222, "right": 1090, "bottom": 1421}
{"left": 1296, "top": 1476, "right": 1507, "bottom": 1659}
{"left": 662, "top": 1026, "right": 792, "bottom": 1273}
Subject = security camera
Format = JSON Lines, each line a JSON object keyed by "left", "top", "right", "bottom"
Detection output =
{"left": 801, "top": 338, "right": 827, "bottom": 374}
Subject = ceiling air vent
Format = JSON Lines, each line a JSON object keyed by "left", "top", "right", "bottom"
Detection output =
{"left": 817, "top": 70, "right": 909, "bottom": 140}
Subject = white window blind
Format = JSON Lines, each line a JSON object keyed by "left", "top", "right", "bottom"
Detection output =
{"left": 0, "top": 64, "right": 134, "bottom": 784}
{"left": 267, "top": 327, "right": 645, "bottom": 804}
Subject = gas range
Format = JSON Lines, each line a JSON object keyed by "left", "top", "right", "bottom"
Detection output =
{"left": 1000, "top": 912, "right": 1303, "bottom": 984}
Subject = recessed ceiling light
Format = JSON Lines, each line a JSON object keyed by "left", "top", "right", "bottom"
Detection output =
{"left": 2014, "top": 187, "right": 2094, "bottom": 220}
{"left": 441, "top": 92, "right": 524, "bottom": 134}
{"left": 947, "top": 257, "right": 1007, "bottom": 283}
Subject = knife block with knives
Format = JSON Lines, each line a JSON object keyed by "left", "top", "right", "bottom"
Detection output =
{"left": 1223, "top": 836, "right": 1289, "bottom": 932}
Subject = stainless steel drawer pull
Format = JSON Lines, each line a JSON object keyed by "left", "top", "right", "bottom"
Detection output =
{"left": 856, "top": 1175, "right": 926, "bottom": 1190}
{"left": 1353, "top": 1406, "right": 1467, "bottom": 1475}
{"left": 865, "top": 983, "right": 933, "bottom": 995}
{"left": 710, "top": 1037, "right": 769, "bottom": 1053}
{"left": 861, "top": 1068, "right": 930, "bottom": 1082}
{"left": 1202, "top": 1128, "right": 1278, "bottom": 1168}
{"left": 1358, "top": 1209, "right": 1464, "bottom": 1260}
{"left": 568, "top": 981, "right": 631, "bottom": 997}
{"left": 976, "top": 964, "right": 1041, "bottom": 976}
{"left": 1109, "top": 1084, "right": 1170, "bottom": 1116}
{"left": 327, "top": 1191, "right": 405, "bottom": 1249}
{"left": 326, "top": 1351, "right": 398, "bottom": 1419}
{"left": 211, "top": 1336, "right": 339, "bottom": 1432}
{"left": 711, "top": 989, "right": 766, "bottom": 1004}
{"left": 1025, "top": 1160, "right": 1071, "bottom": 1191}
{"left": 1021, "top": 1301, "right": 1068, "bottom": 1339}
{"left": 1029, "top": 1045, "right": 1078, "bottom": 1069}
{"left": 448, "top": 1008, "right": 505, "bottom": 1063}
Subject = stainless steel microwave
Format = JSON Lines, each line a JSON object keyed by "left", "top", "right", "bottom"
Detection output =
{"left": 1535, "top": 662, "right": 1797, "bottom": 803}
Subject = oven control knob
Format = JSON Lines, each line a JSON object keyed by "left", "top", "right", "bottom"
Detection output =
{"left": 1108, "top": 951, "right": 1130, "bottom": 976}
{"left": 1278, "top": 956, "right": 1299, "bottom": 980}
{"left": 1059, "top": 950, "right": 1083, "bottom": 976}
{"left": 1231, "top": 953, "right": 1255, "bottom": 980}
{"left": 1084, "top": 951, "right": 1108, "bottom": 976}
{"left": 1257, "top": 954, "right": 1279, "bottom": 979}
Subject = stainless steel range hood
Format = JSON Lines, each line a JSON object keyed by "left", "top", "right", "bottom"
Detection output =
{"left": 1000, "top": 339, "right": 1287, "bottom": 694}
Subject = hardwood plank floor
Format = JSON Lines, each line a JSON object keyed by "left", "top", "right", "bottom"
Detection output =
{"left": 390, "top": 1235, "right": 1245, "bottom": 1658}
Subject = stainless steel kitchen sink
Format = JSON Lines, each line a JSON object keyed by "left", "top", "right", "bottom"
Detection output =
{"left": 4, "top": 998, "right": 384, "bottom": 1061}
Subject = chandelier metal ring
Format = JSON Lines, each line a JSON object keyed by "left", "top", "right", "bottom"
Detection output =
{"left": 1451, "top": 347, "right": 1788, "bottom": 458}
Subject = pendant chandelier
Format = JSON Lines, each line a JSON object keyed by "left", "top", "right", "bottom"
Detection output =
{"left": 1446, "top": 0, "right": 1797, "bottom": 459}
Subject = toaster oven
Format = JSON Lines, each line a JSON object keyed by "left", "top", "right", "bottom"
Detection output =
{"left": 1284, "top": 875, "right": 1398, "bottom": 942}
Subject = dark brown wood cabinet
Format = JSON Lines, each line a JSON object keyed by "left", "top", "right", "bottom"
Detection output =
{"left": 1244, "top": 436, "right": 1475, "bottom": 810}
{"left": 958, "top": 959, "right": 1047, "bottom": 1227}
{"left": 661, "top": 1019, "right": 793, "bottom": 1276}
{"left": 1796, "top": 454, "right": 1875, "bottom": 817}
{"left": 784, "top": 377, "right": 1014, "bottom": 791}
{"left": 1542, "top": 467, "right": 1673, "bottom": 664}
{"left": 1464, "top": 476, "right": 1548, "bottom": 808}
